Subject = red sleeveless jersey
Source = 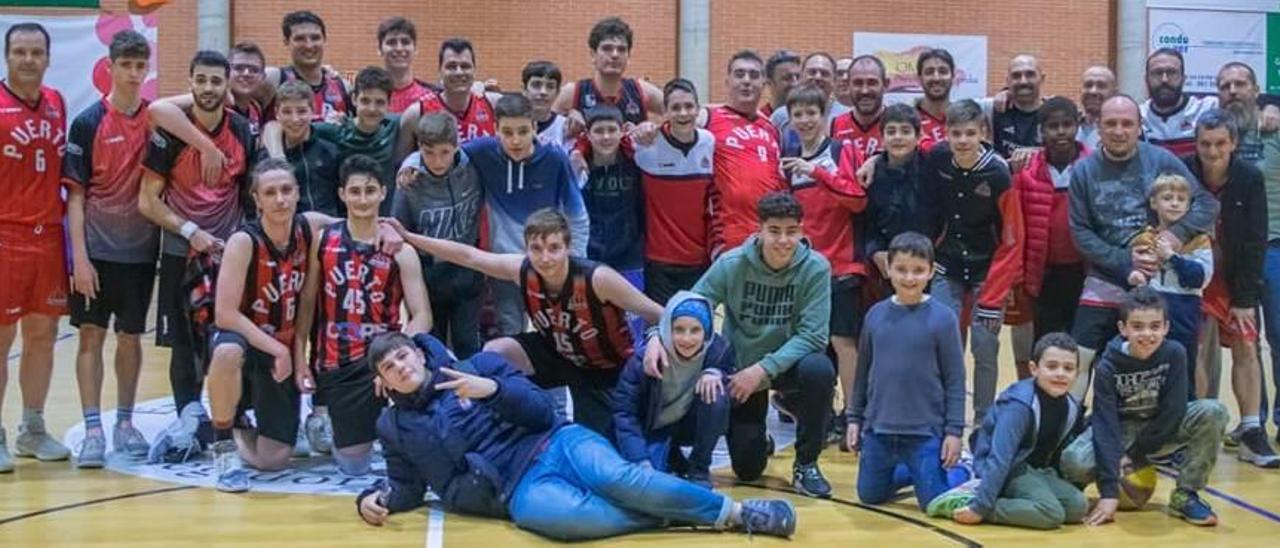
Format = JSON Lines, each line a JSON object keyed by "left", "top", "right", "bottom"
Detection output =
{"left": 573, "top": 78, "right": 647, "bottom": 125}
{"left": 239, "top": 214, "right": 311, "bottom": 346}
{"left": 0, "top": 82, "right": 67, "bottom": 226}
{"left": 419, "top": 92, "right": 495, "bottom": 143}
{"left": 281, "top": 67, "right": 352, "bottom": 121}
{"left": 390, "top": 79, "right": 437, "bottom": 114}
{"left": 313, "top": 222, "right": 402, "bottom": 371}
{"left": 521, "top": 257, "right": 633, "bottom": 370}
{"left": 830, "top": 111, "right": 883, "bottom": 158}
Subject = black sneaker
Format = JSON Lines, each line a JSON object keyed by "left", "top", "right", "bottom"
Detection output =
{"left": 737, "top": 499, "right": 796, "bottom": 538}
{"left": 793, "top": 461, "right": 832, "bottom": 498}
{"left": 1238, "top": 427, "right": 1280, "bottom": 469}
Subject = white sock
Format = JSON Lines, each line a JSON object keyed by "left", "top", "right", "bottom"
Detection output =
{"left": 1242, "top": 416, "right": 1261, "bottom": 430}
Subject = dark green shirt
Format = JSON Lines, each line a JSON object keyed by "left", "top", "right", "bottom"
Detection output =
{"left": 313, "top": 116, "right": 400, "bottom": 214}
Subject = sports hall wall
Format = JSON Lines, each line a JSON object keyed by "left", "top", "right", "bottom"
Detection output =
{"left": 7, "top": 0, "right": 1114, "bottom": 103}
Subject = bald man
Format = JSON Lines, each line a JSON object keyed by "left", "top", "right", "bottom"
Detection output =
{"left": 1067, "top": 95, "right": 1218, "bottom": 398}
{"left": 1077, "top": 66, "right": 1116, "bottom": 149}
{"left": 992, "top": 55, "right": 1046, "bottom": 165}
{"left": 834, "top": 57, "right": 854, "bottom": 108}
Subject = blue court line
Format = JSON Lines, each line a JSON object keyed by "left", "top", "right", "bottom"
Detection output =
{"left": 1156, "top": 467, "right": 1280, "bottom": 523}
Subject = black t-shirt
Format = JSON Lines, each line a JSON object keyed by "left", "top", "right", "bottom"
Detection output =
{"left": 1028, "top": 385, "right": 1067, "bottom": 468}
{"left": 992, "top": 106, "right": 1040, "bottom": 159}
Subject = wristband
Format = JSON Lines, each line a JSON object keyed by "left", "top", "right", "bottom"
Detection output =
{"left": 180, "top": 221, "right": 199, "bottom": 239}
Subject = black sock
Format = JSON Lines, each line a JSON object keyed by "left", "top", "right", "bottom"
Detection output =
{"left": 214, "top": 427, "right": 233, "bottom": 443}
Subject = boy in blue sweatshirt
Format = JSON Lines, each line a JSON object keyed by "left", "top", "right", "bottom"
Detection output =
{"left": 464, "top": 93, "right": 590, "bottom": 336}
{"left": 613, "top": 292, "right": 732, "bottom": 488}
{"left": 847, "top": 231, "right": 966, "bottom": 511}
{"left": 925, "top": 332, "right": 1087, "bottom": 529}
{"left": 1059, "top": 287, "right": 1230, "bottom": 527}
{"left": 354, "top": 332, "right": 796, "bottom": 541}
{"left": 582, "top": 105, "right": 645, "bottom": 288}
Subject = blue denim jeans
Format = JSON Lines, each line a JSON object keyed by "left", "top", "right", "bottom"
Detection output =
{"left": 1260, "top": 245, "right": 1280, "bottom": 425}
{"left": 930, "top": 274, "right": 1003, "bottom": 424}
{"left": 508, "top": 425, "right": 732, "bottom": 541}
{"left": 856, "top": 431, "right": 950, "bottom": 511}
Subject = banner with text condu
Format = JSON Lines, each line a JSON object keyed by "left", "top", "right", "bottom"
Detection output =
{"left": 0, "top": 14, "right": 158, "bottom": 119}
{"left": 1147, "top": 8, "right": 1268, "bottom": 94}
{"left": 853, "top": 32, "right": 988, "bottom": 103}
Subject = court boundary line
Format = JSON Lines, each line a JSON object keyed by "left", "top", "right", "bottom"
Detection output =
{"left": 425, "top": 506, "right": 445, "bottom": 548}
{"left": 734, "top": 481, "right": 983, "bottom": 547}
{"left": 0, "top": 485, "right": 195, "bottom": 527}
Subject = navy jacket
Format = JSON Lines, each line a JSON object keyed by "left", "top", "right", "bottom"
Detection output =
{"left": 1184, "top": 154, "right": 1268, "bottom": 308}
{"left": 611, "top": 334, "right": 734, "bottom": 463}
{"left": 369, "top": 334, "right": 562, "bottom": 518}
{"left": 970, "top": 378, "right": 1085, "bottom": 518}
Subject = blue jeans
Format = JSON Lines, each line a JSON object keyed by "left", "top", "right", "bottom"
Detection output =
{"left": 508, "top": 425, "right": 732, "bottom": 541}
{"left": 931, "top": 274, "right": 1003, "bottom": 424}
{"left": 1260, "top": 245, "right": 1280, "bottom": 425}
{"left": 856, "top": 432, "right": 949, "bottom": 511}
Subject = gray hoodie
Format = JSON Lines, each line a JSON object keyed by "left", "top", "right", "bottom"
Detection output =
{"left": 393, "top": 150, "right": 485, "bottom": 297}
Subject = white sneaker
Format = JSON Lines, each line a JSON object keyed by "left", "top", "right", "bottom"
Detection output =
{"left": 213, "top": 440, "right": 251, "bottom": 493}
{"left": 113, "top": 423, "right": 150, "bottom": 458}
{"left": 14, "top": 417, "right": 70, "bottom": 461}
{"left": 304, "top": 413, "right": 333, "bottom": 455}
{"left": 76, "top": 431, "right": 107, "bottom": 469}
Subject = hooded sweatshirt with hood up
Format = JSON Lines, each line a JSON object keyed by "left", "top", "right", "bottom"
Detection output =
{"left": 691, "top": 235, "right": 831, "bottom": 379}
{"left": 463, "top": 136, "right": 589, "bottom": 256}
{"left": 612, "top": 291, "right": 735, "bottom": 464}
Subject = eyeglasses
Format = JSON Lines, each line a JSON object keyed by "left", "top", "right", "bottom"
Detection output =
{"left": 231, "top": 64, "right": 263, "bottom": 75}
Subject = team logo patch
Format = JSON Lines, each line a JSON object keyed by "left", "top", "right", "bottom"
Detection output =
{"left": 974, "top": 182, "right": 992, "bottom": 198}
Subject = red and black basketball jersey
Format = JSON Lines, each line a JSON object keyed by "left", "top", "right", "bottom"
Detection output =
{"left": 830, "top": 111, "right": 883, "bottom": 158}
{"left": 312, "top": 221, "right": 403, "bottom": 371}
{"left": 240, "top": 214, "right": 311, "bottom": 347}
{"left": 419, "top": 92, "right": 496, "bottom": 143}
{"left": 390, "top": 79, "right": 438, "bottom": 114}
{"left": 230, "top": 98, "right": 265, "bottom": 139}
{"left": 573, "top": 78, "right": 647, "bottom": 125}
{"left": 281, "top": 66, "right": 352, "bottom": 121}
{"left": 918, "top": 105, "right": 947, "bottom": 151}
{"left": 521, "top": 257, "right": 633, "bottom": 370}
{"left": 0, "top": 81, "right": 67, "bottom": 227}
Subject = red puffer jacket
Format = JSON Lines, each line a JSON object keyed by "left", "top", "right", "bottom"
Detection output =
{"left": 1015, "top": 143, "right": 1090, "bottom": 297}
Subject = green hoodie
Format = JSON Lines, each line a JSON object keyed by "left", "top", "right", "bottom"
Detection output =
{"left": 692, "top": 235, "right": 831, "bottom": 379}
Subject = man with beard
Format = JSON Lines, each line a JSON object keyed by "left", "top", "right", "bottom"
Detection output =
{"left": 1068, "top": 95, "right": 1215, "bottom": 400}
{"left": 553, "top": 17, "right": 664, "bottom": 130}
{"left": 1077, "top": 66, "right": 1116, "bottom": 149}
{"left": 916, "top": 48, "right": 955, "bottom": 151}
{"left": 699, "top": 50, "right": 786, "bottom": 255}
{"left": 379, "top": 17, "right": 438, "bottom": 114}
{"left": 139, "top": 50, "right": 256, "bottom": 460}
{"left": 834, "top": 57, "right": 854, "bottom": 110}
{"left": 0, "top": 22, "right": 72, "bottom": 470}
{"left": 763, "top": 50, "right": 802, "bottom": 119}
{"left": 770, "top": 52, "right": 849, "bottom": 139}
{"left": 831, "top": 55, "right": 886, "bottom": 158}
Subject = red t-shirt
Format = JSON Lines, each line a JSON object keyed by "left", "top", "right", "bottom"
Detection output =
{"left": 0, "top": 82, "right": 66, "bottom": 227}
{"left": 705, "top": 105, "right": 784, "bottom": 253}
{"left": 830, "top": 111, "right": 883, "bottom": 159}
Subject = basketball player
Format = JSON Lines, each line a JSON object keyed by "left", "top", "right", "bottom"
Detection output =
{"left": 0, "top": 22, "right": 71, "bottom": 471}
{"left": 831, "top": 55, "right": 886, "bottom": 158}
{"left": 265, "top": 10, "right": 352, "bottom": 122}
{"left": 398, "top": 38, "right": 501, "bottom": 145}
{"left": 553, "top": 17, "right": 664, "bottom": 130}
{"left": 916, "top": 48, "right": 955, "bottom": 150}
{"left": 378, "top": 17, "right": 437, "bottom": 114}
{"left": 64, "top": 30, "right": 158, "bottom": 468}
{"left": 388, "top": 208, "right": 663, "bottom": 438}
{"left": 294, "top": 154, "right": 431, "bottom": 476}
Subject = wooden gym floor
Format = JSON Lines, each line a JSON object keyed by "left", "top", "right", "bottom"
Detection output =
{"left": 1, "top": 316, "right": 1279, "bottom": 547}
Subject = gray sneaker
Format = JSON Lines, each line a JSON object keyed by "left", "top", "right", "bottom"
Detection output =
{"left": 213, "top": 440, "right": 251, "bottom": 493}
{"left": 0, "top": 428, "right": 13, "bottom": 473}
{"left": 76, "top": 432, "right": 107, "bottom": 469}
{"left": 14, "top": 418, "right": 70, "bottom": 461}
{"left": 1237, "top": 427, "right": 1280, "bottom": 469}
{"left": 304, "top": 413, "right": 333, "bottom": 455}
{"left": 112, "top": 423, "right": 150, "bottom": 458}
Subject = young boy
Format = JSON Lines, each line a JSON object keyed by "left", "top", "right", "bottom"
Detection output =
{"left": 646, "top": 192, "right": 836, "bottom": 498}
{"left": 378, "top": 17, "right": 437, "bottom": 114}
{"left": 463, "top": 93, "right": 589, "bottom": 337}
{"left": 293, "top": 155, "right": 432, "bottom": 475}
{"left": 265, "top": 66, "right": 413, "bottom": 216}
{"left": 925, "top": 332, "right": 1087, "bottom": 530}
{"left": 388, "top": 208, "right": 659, "bottom": 438}
{"left": 582, "top": 105, "right": 645, "bottom": 289}
{"left": 1059, "top": 286, "right": 1230, "bottom": 526}
{"left": 523, "top": 60, "right": 572, "bottom": 153}
{"left": 862, "top": 104, "right": 929, "bottom": 280}
{"left": 780, "top": 83, "right": 867, "bottom": 440}
{"left": 1127, "top": 174, "right": 1212, "bottom": 399}
{"left": 635, "top": 78, "right": 716, "bottom": 305}
{"left": 393, "top": 112, "right": 485, "bottom": 358}
{"left": 847, "top": 232, "right": 966, "bottom": 510}
{"left": 270, "top": 81, "right": 342, "bottom": 216}
{"left": 613, "top": 291, "right": 733, "bottom": 488}
{"left": 65, "top": 30, "right": 157, "bottom": 467}
{"left": 354, "top": 332, "right": 796, "bottom": 541}
{"left": 922, "top": 99, "right": 1023, "bottom": 427}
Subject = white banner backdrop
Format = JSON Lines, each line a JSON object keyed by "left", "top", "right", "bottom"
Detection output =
{"left": 0, "top": 13, "right": 159, "bottom": 119}
{"left": 853, "top": 32, "right": 988, "bottom": 103}
{"left": 1148, "top": 8, "right": 1267, "bottom": 94}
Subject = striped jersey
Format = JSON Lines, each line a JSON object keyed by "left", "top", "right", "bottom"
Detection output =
{"left": 521, "top": 257, "right": 633, "bottom": 369}
{"left": 239, "top": 214, "right": 311, "bottom": 347}
{"left": 312, "top": 221, "right": 403, "bottom": 371}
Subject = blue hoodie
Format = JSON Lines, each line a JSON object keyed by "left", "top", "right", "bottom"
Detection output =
{"left": 970, "top": 378, "right": 1085, "bottom": 519}
{"left": 368, "top": 334, "right": 562, "bottom": 519}
{"left": 463, "top": 137, "right": 589, "bottom": 256}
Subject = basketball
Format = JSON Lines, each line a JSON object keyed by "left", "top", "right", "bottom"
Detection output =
{"left": 1118, "top": 465, "right": 1159, "bottom": 510}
